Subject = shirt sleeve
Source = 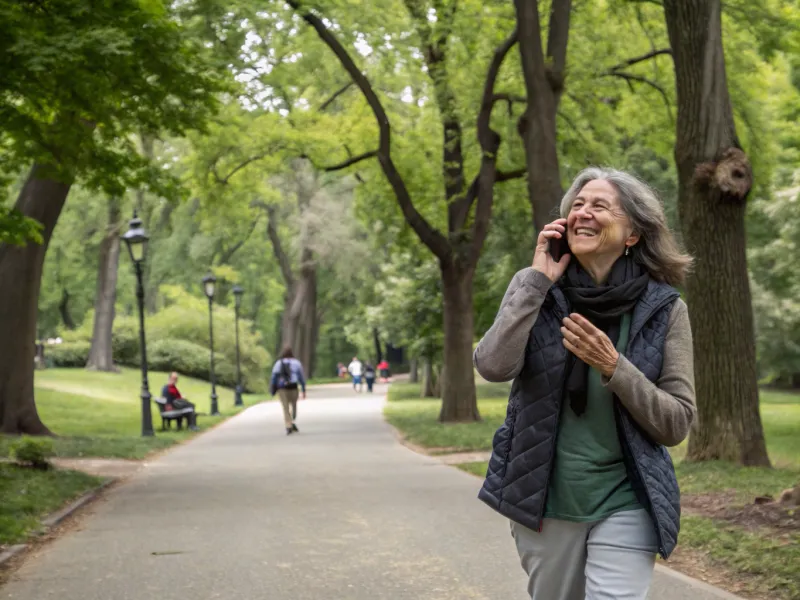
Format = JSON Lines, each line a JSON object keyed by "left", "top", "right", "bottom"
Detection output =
{"left": 473, "top": 268, "right": 553, "bottom": 382}
{"left": 603, "top": 299, "right": 696, "bottom": 447}
{"left": 296, "top": 361, "right": 306, "bottom": 393}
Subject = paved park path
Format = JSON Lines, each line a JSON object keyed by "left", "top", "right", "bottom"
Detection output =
{"left": 3, "top": 384, "right": 740, "bottom": 600}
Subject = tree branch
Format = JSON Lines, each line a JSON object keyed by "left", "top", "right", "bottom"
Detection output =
{"left": 215, "top": 153, "right": 270, "bottom": 185}
{"left": 217, "top": 216, "right": 260, "bottom": 265}
{"left": 545, "top": 0, "right": 572, "bottom": 97}
{"left": 601, "top": 71, "right": 673, "bottom": 121}
{"left": 252, "top": 200, "right": 295, "bottom": 288}
{"left": 607, "top": 48, "right": 671, "bottom": 72}
{"left": 470, "top": 28, "right": 519, "bottom": 263}
{"left": 319, "top": 150, "right": 378, "bottom": 171}
{"left": 319, "top": 81, "right": 354, "bottom": 112}
{"left": 288, "top": 0, "right": 451, "bottom": 261}
{"left": 496, "top": 167, "right": 526, "bottom": 182}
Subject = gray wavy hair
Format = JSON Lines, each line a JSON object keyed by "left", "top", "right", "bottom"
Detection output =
{"left": 560, "top": 167, "right": 692, "bottom": 286}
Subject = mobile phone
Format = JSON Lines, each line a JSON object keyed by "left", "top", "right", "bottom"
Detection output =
{"left": 548, "top": 233, "right": 570, "bottom": 261}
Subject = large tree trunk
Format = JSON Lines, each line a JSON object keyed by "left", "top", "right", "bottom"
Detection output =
{"left": 438, "top": 262, "right": 479, "bottom": 422}
{"left": 515, "top": 0, "right": 571, "bottom": 232}
{"left": 664, "top": 0, "right": 770, "bottom": 466}
{"left": 86, "top": 197, "right": 122, "bottom": 371}
{"left": 280, "top": 263, "right": 317, "bottom": 375}
{"left": 0, "top": 164, "right": 71, "bottom": 434}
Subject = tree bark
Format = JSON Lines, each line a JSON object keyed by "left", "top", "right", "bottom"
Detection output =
{"left": 86, "top": 197, "right": 122, "bottom": 371}
{"left": 409, "top": 358, "right": 419, "bottom": 383}
{"left": 0, "top": 163, "right": 70, "bottom": 434}
{"left": 664, "top": 0, "right": 770, "bottom": 466}
{"left": 438, "top": 262, "right": 479, "bottom": 421}
{"left": 58, "top": 288, "right": 76, "bottom": 330}
{"left": 421, "top": 358, "right": 436, "bottom": 398}
{"left": 515, "top": 0, "right": 571, "bottom": 232}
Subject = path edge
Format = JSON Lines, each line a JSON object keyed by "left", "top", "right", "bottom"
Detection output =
{"left": 653, "top": 564, "right": 746, "bottom": 599}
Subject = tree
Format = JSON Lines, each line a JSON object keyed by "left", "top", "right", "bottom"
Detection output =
{"left": 86, "top": 196, "right": 122, "bottom": 371}
{"left": 0, "top": 0, "right": 221, "bottom": 434}
{"left": 663, "top": 0, "right": 770, "bottom": 466}
{"left": 515, "top": 0, "right": 571, "bottom": 232}
{"left": 289, "top": 0, "right": 524, "bottom": 421}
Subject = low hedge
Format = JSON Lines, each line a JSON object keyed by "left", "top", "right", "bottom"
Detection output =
{"left": 47, "top": 341, "right": 91, "bottom": 368}
{"left": 48, "top": 339, "right": 265, "bottom": 393}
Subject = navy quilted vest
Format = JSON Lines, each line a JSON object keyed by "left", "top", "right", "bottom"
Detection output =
{"left": 478, "top": 279, "right": 682, "bottom": 558}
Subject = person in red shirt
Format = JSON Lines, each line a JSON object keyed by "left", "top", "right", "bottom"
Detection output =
{"left": 161, "top": 372, "right": 198, "bottom": 430}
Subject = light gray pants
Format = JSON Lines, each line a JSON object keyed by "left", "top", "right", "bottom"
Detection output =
{"left": 510, "top": 509, "right": 658, "bottom": 600}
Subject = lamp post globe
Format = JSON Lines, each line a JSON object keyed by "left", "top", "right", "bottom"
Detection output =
{"left": 232, "top": 285, "right": 244, "bottom": 407}
{"left": 202, "top": 273, "right": 220, "bottom": 416}
{"left": 122, "top": 213, "right": 154, "bottom": 437}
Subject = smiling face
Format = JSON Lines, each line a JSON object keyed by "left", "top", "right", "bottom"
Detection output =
{"left": 566, "top": 179, "right": 639, "bottom": 262}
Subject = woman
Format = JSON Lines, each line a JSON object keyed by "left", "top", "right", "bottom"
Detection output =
{"left": 474, "top": 167, "right": 696, "bottom": 600}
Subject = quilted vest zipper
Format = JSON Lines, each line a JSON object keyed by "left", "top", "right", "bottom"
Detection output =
{"left": 536, "top": 294, "right": 569, "bottom": 532}
{"left": 615, "top": 399, "right": 666, "bottom": 557}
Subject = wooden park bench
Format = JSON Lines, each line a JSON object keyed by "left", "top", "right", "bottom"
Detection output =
{"left": 153, "top": 396, "right": 196, "bottom": 431}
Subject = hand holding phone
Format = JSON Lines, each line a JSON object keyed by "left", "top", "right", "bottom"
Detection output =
{"left": 532, "top": 219, "right": 570, "bottom": 282}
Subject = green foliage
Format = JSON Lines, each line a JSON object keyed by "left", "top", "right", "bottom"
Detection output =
{"left": 147, "top": 288, "right": 270, "bottom": 392}
{"left": 0, "top": 205, "right": 43, "bottom": 246}
{"left": 9, "top": 437, "right": 55, "bottom": 469}
{"left": 48, "top": 341, "right": 91, "bottom": 368}
{"left": 61, "top": 289, "right": 270, "bottom": 392}
{"left": 0, "top": 0, "right": 225, "bottom": 193}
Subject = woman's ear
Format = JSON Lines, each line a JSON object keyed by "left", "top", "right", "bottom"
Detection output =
{"left": 626, "top": 231, "right": 641, "bottom": 249}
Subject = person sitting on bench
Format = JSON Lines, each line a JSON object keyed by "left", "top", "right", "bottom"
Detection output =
{"left": 161, "top": 372, "right": 199, "bottom": 431}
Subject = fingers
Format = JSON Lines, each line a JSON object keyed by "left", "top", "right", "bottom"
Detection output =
{"left": 568, "top": 313, "right": 599, "bottom": 335}
{"left": 563, "top": 338, "right": 580, "bottom": 358}
{"left": 560, "top": 325, "right": 580, "bottom": 346}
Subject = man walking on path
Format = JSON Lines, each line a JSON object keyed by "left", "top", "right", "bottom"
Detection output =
{"left": 270, "top": 347, "right": 306, "bottom": 435}
{"left": 348, "top": 356, "right": 364, "bottom": 392}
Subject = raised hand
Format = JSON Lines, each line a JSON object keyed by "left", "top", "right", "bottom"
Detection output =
{"left": 532, "top": 218, "right": 571, "bottom": 282}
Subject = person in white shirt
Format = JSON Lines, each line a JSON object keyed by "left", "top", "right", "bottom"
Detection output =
{"left": 348, "top": 356, "right": 364, "bottom": 392}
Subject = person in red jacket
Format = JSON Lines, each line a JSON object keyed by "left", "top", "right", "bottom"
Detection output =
{"left": 161, "top": 372, "right": 198, "bottom": 430}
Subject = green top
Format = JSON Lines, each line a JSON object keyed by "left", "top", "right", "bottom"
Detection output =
{"left": 544, "top": 312, "right": 641, "bottom": 522}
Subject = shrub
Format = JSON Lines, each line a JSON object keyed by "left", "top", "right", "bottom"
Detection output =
{"left": 148, "top": 300, "right": 269, "bottom": 392}
{"left": 147, "top": 340, "right": 261, "bottom": 392}
{"left": 148, "top": 339, "right": 210, "bottom": 383}
{"left": 48, "top": 341, "right": 91, "bottom": 367}
{"left": 10, "top": 437, "right": 55, "bottom": 469}
{"left": 111, "top": 316, "right": 140, "bottom": 365}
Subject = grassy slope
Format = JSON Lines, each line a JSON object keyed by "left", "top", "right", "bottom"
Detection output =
{"left": 0, "top": 368, "right": 267, "bottom": 460}
{"left": 0, "top": 464, "right": 102, "bottom": 545}
{"left": 386, "top": 382, "right": 800, "bottom": 599}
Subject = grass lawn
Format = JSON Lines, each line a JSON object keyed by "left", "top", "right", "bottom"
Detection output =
{"left": 0, "top": 463, "right": 102, "bottom": 545}
{"left": 0, "top": 368, "right": 266, "bottom": 460}
{"left": 386, "top": 381, "right": 800, "bottom": 599}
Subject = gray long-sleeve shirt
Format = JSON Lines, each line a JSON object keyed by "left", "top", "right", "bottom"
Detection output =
{"left": 473, "top": 268, "right": 696, "bottom": 447}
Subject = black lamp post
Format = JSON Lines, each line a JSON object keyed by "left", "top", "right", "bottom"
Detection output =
{"left": 232, "top": 285, "right": 244, "bottom": 407}
{"left": 122, "top": 213, "right": 154, "bottom": 437}
{"left": 202, "top": 272, "right": 220, "bottom": 416}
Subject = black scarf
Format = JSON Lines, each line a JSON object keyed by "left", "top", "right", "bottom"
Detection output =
{"left": 560, "top": 254, "right": 650, "bottom": 416}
